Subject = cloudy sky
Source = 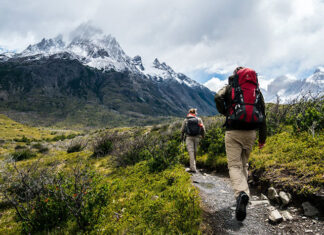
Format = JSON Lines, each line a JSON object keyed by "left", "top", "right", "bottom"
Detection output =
{"left": 1, "top": 0, "right": 324, "bottom": 91}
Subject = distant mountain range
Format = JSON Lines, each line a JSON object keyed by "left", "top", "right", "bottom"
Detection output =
{"left": 261, "top": 68, "right": 324, "bottom": 103}
{"left": 204, "top": 68, "right": 324, "bottom": 103}
{"left": 0, "top": 25, "right": 216, "bottom": 127}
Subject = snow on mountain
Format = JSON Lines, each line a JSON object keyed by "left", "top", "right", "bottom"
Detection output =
{"left": 143, "top": 58, "right": 201, "bottom": 87}
{"left": 262, "top": 69, "right": 324, "bottom": 103}
{"left": 6, "top": 26, "right": 202, "bottom": 89}
{"left": 22, "top": 35, "right": 65, "bottom": 56}
{"left": 204, "top": 69, "right": 324, "bottom": 103}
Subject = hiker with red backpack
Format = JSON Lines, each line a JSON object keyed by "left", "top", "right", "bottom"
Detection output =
{"left": 181, "top": 108, "right": 205, "bottom": 173}
{"left": 215, "top": 67, "right": 267, "bottom": 222}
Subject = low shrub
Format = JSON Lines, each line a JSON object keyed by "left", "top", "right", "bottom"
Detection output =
{"left": 15, "top": 145, "right": 27, "bottom": 150}
{"left": 92, "top": 132, "right": 115, "bottom": 157}
{"left": 13, "top": 135, "right": 30, "bottom": 143}
{"left": 11, "top": 149, "right": 36, "bottom": 161}
{"left": 0, "top": 161, "right": 110, "bottom": 233}
{"left": 67, "top": 139, "right": 87, "bottom": 153}
{"left": 199, "top": 126, "right": 225, "bottom": 156}
{"left": 148, "top": 140, "right": 181, "bottom": 172}
{"left": 32, "top": 143, "right": 49, "bottom": 153}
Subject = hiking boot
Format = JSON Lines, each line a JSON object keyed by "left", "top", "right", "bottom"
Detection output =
{"left": 235, "top": 191, "right": 249, "bottom": 221}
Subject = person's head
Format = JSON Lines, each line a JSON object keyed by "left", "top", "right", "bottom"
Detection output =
{"left": 188, "top": 108, "right": 197, "bottom": 115}
{"left": 233, "top": 66, "right": 244, "bottom": 75}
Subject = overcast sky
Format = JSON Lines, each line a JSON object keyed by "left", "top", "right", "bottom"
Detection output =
{"left": 1, "top": 0, "right": 324, "bottom": 86}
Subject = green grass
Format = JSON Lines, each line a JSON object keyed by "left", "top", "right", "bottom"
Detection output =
{"left": 0, "top": 114, "right": 201, "bottom": 234}
{"left": 250, "top": 130, "right": 324, "bottom": 195}
{"left": 94, "top": 162, "right": 201, "bottom": 234}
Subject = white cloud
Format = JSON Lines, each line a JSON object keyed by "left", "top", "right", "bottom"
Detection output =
{"left": 1, "top": 0, "right": 324, "bottom": 80}
{"left": 204, "top": 77, "right": 228, "bottom": 92}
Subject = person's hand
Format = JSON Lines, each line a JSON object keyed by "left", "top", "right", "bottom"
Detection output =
{"left": 258, "top": 142, "right": 265, "bottom": 149}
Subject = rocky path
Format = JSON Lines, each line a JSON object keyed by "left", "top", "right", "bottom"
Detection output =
{"left": 191, "top": 170, "right": 324, "bottom": 235}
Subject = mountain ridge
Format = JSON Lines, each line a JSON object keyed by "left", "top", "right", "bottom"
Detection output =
{"left": 0, "top": 26, "right": 217, "bottom": 127}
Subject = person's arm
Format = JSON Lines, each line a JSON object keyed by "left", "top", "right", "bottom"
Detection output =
{"left": 258, "top": 93, "right": 267, "bottom": 148}
{"left": 198, "top": 118, "right": 205, "bottom": 138}
{"left": 181, "top": 119, "right": 186, "bottom": 141}
{"left": 214, "top": 85, "right": 230, "bottom": 115}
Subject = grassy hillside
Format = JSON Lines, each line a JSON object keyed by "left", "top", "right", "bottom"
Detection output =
{"left": 250, "top": 130, "right": 324, "bottom": 194}
{"left": 0, "top": 115, "right": 201, "bottom": 234}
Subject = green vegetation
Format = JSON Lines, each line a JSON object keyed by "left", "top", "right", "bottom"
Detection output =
{"left": 0, "top": 115, "right": 201, "bottom": 234}
{"left": 0, "top": 96, "right": 323, "bottom": 233}
{"left": 250, "top": 130, "right": 324, "bottom": 195}
{"left": 11, "top": 149, "right": 37, "bottom": 161}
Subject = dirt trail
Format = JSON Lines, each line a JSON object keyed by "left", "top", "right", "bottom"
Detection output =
{"left": 191, "top": 170, "right": 324, "bottom": 235}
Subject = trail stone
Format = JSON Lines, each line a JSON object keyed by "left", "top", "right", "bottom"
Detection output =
{"left": 269, "top": 209, "right": 283, "bottom": 223}
{"left": 268, "top": 187, "right": 279, "bottom": 200}
{"left": 279, "top": 191, "right": 291, "bottom": 205}
{"left": 281, "top": 211, "right": 293, "bottom": 221}
{"left": 302, "top": 202, "right": 319, "bottom": 217}
{"left": 261, "top": 193, "right": 268, "bottom": 200}
{"left": 250, "top": 200, "right": 270, "bottom": 206}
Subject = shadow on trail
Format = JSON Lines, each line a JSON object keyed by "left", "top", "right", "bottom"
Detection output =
{"left": 202, "top": 206, "right": 244, "bottom": 234}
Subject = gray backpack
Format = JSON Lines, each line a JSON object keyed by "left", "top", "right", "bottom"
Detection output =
{"left": 186, "top": 116, "right": 200, "bottom": 136}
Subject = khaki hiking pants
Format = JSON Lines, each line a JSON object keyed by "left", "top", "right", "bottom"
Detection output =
{"left": 186, "top": 136, "right": 200, "bottom": 172}
{"left": 225, "top": 130, "right": 256, "bottom": 198}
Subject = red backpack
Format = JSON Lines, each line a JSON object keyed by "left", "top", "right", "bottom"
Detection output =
{"left": 228, "top": 68, "right": 264, "bottom": 124}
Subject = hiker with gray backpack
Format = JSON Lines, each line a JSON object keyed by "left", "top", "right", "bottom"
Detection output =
{"left": 215, "top": 67, "right": 267, "bottom": 222}
{"left": 181, "top": 108, "right": 205, "bottom": 173}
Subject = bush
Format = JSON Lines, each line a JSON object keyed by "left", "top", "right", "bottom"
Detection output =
{"left": 199, "top": 126, "right": 225, "bottom": 156}
{"left": 15, "top": 145, "right": 27, "bottom": 150}
{"left": 92, "top": 132, "right": 115, "bottom": 157}
{"left": 0, "top": 161, "right": 110, "bottom": 233}
{"left": 32, "top": 143, "right": 49, "bottom": 153}
{"left": 11, "top": 149, "right": 36, "bottom": 161}
{"left": 13, "top": 135, "right": 30, "bottom": 143}
{"left": 116, "top": 134, "right": 151, "bottom": 166}
{"left": 67, "top": 139, "right": 87, "bottom": 153}
{"left": 148, "top": 140, "right": 180, "bottom": 172}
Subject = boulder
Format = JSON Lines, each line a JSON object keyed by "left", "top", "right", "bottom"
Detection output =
{"left": 269, "top": 209, "right": 283, "bottom": 223}
{"left": 302, "top": 202, "right": 319, "bottom": 217}
{"left": 279, "top": 191, "right": 291, "bottom": 205}
{"left": 281, "top": 211, "right": 293, "bottom": 221}
{"left": 261, "top": 193, "right": 268, "bottom": 200}
{"left": 268, "top": 187, "right": 279, "bottom": 200}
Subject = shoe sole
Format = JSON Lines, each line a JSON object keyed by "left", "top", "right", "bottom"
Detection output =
{"left": 236, "top": 194, "right": 249, "bottom": 221}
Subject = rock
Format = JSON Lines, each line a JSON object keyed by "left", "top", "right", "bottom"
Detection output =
{"left": 279, "top": 191, "right": 291, "bottom": 205}
{"left": 267, "top": 206, "right": 276, "bottom": 212}
{"left": 250, "top": 200, "right": 270, "bottom": 206}
{"left": 269, "top": 209, "right": 283, "bottom": 223}
{"left": 302, "top": 202, "right": 319, "bottom": 217}
{"left": 268, "top": 187, "right": 279, "bottom": 200}
{"left": 305, "top": 230, "right": 313, "bottom": 233}
{"left": 252, "top": 195, "right": 259, "bottom": 200}
{"left": 185, "top": 168, "right": 190, "bottom": 172}
{"left": 261, "top": 193, "right": 268, "bottom": 200}
{"left": 281, "top": 211, "right": 293, "bottom": 221}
